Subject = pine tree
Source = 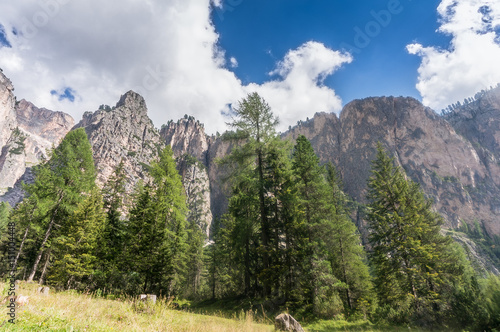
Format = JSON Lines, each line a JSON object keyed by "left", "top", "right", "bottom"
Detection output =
{"left": 325, "top": 162, "right": 375, "bottom": 316}
{"left": 95, "top": 160, "right": 127, "bottom": 290}
{"left": 367, "top": 143, "right": 464, "bottom": 323}
{"left": 292, "top": 135, "right": 354, "bottom": 317}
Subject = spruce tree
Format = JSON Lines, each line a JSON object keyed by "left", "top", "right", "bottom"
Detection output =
{"left": 292, "top": 135, "right": 336, "bottom": 315}
{"left": 95, "top": 160, "right": 127, "bottom": 290}
{"left": 290, "top": 136, "right": 374, "bottom": 317}
{"left": 367, "top": 144, "right": 464, "bottom": 323}
{"left": 49, "top": 188, "right": 105, "bottom": 288}
{"left": 325, "top": 162, "right": 375, "bottom": 316}
{"left": 125, "top": 146, "right": 188, "bottom": 296}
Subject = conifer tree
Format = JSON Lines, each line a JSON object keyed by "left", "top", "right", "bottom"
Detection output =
{"left": 367, "top": 143, "right": 464, "bottom": 323}
{"left": 15, "top": 128, "right": 97, "bottom": 283}
{"left": 49, "top": 188, "right": 105, "bottom": 288}
{"left": 223, "top": 92, "right": 279, "bottom": 297}
{"left": 95, "top": 160, "right": 127, "bottom": 290}
{"left": 125, "top": 146, "right": 188, "bottom": 296}
{"left": 291, "top": 135, "right": 335, "bottom": 314}
{"left": 325, "top": 162, "right": 375, "bottom": 315}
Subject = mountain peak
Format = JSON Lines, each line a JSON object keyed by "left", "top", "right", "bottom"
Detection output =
{"left": 116, "top": 90, "right": 147, "bottom": 110}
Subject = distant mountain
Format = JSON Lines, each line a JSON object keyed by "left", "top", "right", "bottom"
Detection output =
{"left": 0, "top": 70, "right": 74, "bottom": 205}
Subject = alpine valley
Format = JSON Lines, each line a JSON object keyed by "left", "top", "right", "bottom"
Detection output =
{"left": 1, "top": 68, "right": 500, "bottom": 275}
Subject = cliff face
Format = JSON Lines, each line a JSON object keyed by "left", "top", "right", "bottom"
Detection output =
{"left": 161, "top": 94, "right": 500, "bottom": 240}
{"left": 74, "top": 91, "right": 163, "bottom": 194}
{"left": 0, "top": 70, "right": 74, "bottom": 204}
{"left": 161, "top": 118, "right": 213, "bottom": 234}
{"left": 286, "top": 96, "right": 500, "bottom": 236}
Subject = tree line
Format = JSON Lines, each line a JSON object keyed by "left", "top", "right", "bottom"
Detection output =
{"left": 1, "top": 93, "right": 499, "bottom": 330}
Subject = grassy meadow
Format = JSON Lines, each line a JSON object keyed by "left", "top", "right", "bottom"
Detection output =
{"left": 0, "top": 282, "right": 443, "bottom": 331}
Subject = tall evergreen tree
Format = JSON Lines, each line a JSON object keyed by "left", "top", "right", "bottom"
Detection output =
{"left": 367, "top": 144, "right": 464, "bottom": 323}
{"left": 291, "top": 135, "right": 336, "bottom": 315}
{"left": 124, "top": 146, "right": 188, "bottom": 296}
{"left": 95, "top": 160, "right": 127, "bottom": 290}
{"left": 13, "top": 128, "right": 97, "bottom": 283}
{"left": 223, "top": 92, "right": 279, "bottom": 297}
{"left": 325, "top": 162, "right": 375, "bottom": 316}
{"left": 49, "top": 188, "right": 105, "bottom": 289}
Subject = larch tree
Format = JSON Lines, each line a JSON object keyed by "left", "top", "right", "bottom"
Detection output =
{"left": 18, "top": 128, "right": 97, "bottom": 283}
{"left": 223, "top": 92, "right": 279, "bottom": 297}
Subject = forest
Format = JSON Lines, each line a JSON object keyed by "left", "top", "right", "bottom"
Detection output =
{"left": 1, "top": 92, "right": 500, "bottom": 331}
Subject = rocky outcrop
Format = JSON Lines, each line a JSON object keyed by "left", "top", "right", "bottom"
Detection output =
{"left": 161, "top": 118, "right": 213, "bottom": 235}
{"left": 74, "top": 91, "right": 163, "bottom": 194}
{"left": 0, "top": 70, "right": 74, "bottom": 202}
{"left": 285, "top": 96, "right": 500, "bottom": 237}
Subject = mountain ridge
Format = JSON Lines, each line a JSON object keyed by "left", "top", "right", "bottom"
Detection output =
{"left": 1, "top": 70, "right": 499, "bottom": 272}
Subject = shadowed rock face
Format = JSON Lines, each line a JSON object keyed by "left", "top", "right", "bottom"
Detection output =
{"left": 0, "top": 71, "right": 74, "bottom": 204}
{"left": 287, "top": 96, "right": 500, "bottom": 236}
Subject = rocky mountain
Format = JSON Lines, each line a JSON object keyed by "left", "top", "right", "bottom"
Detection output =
{"left": 74, "top": 95, "right": 215, "bottom": 233}
{"left": 160, "top": 117, "right": 236, "bottom": 227}
{"left": 0, "top": 70, "right": 74, "bottom": 205}
{"left": 161, "top": 117, "right": 213, "bottom": 235}
{"left": 287, "top": 97, "right": 500, "bottom": 236}
{"left": 74, "top": 91, "right": 164, "bottom": 194}
{"left": 1, "top": 68, "right": 499, "bottom": 272}
{"left": 285, "top": 96, "right": 500, "bottom": 274}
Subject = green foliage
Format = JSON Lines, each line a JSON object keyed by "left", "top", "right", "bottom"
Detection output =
{"left": 123, "top": 146, "right": 188, "bottom": 297}
{"left": 49, "top": 188, "right": 106, "bottom": 289}
{"left": 6, "top": 128, "right": 98, "bottom": 286}
{"left": 0, "top": 201, "right": 11, "bottom": 233}
{"left": 94, "top": 160, "right": 128, "bottom": 291}
{"left": 366, "top": 143, "right": 467, "bottom": 326}
{"left": 8, "top": 127, "right": 27, "bottom": 155}
{"left": 460, "top": 220, "right": 500, "bottom": 268}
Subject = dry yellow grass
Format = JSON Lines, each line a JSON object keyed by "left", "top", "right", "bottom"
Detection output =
{"left": 0, "top": 282, "right": 274, "bottom": 331}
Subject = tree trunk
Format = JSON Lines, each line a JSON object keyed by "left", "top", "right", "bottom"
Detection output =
{"left": 339, "top": 238, "right": 352, "bottom": 310}
{"left": 257, "top": 148, "right": 270, "bottom": 296}
{"left": 39, "top": 250, "right": 51, "bottom": 285}
{"left": 244, "top": 236, "right": 251, "bottom": 295}
{"left": 12, "top": 227, "right": 29, "bottom": 274}
{"left": 27, "top": 218, "right": 55, "bottom": 282}
{"left": 27, "top": 194, "right": 63, "bottom": 282}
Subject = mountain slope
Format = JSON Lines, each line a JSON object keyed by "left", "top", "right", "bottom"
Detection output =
{"left": 0, "top": 70, "right": 74, "bottom": 205}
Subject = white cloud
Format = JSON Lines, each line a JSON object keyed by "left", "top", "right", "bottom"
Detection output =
{"left": 229, "top": 57, "right": 238, "bottom": 68}
{"left": 408, "top": 0, "right": 500, "bottom": 111}
{"left": 0, "top": 0, "right": 350, "bottom": 134}
{"left": 248, "top": 41, "right": 352, "bottom": 131}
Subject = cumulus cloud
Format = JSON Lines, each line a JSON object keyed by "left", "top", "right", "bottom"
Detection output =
{"left": 407, "top": 0, "right": 500, "bottom": 111}
{"left": 248, "top": 41, "right": 352, "bottom": 131}
{"left": 0, "top": 0, "right": 350, "bottom": 133}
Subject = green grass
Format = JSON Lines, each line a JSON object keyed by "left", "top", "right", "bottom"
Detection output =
{"left": 0, "top": 282, "right": 273, "bottom": 331}
{"left": 1, "top": 282, "right": 458, "bottom": 331}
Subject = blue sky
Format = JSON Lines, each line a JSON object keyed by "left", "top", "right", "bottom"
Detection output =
{"left": 0, "top": 0, "right": 499, "bottom": 133}
{"left": 213, "top": 0, "right": 447, "bottom": 105}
